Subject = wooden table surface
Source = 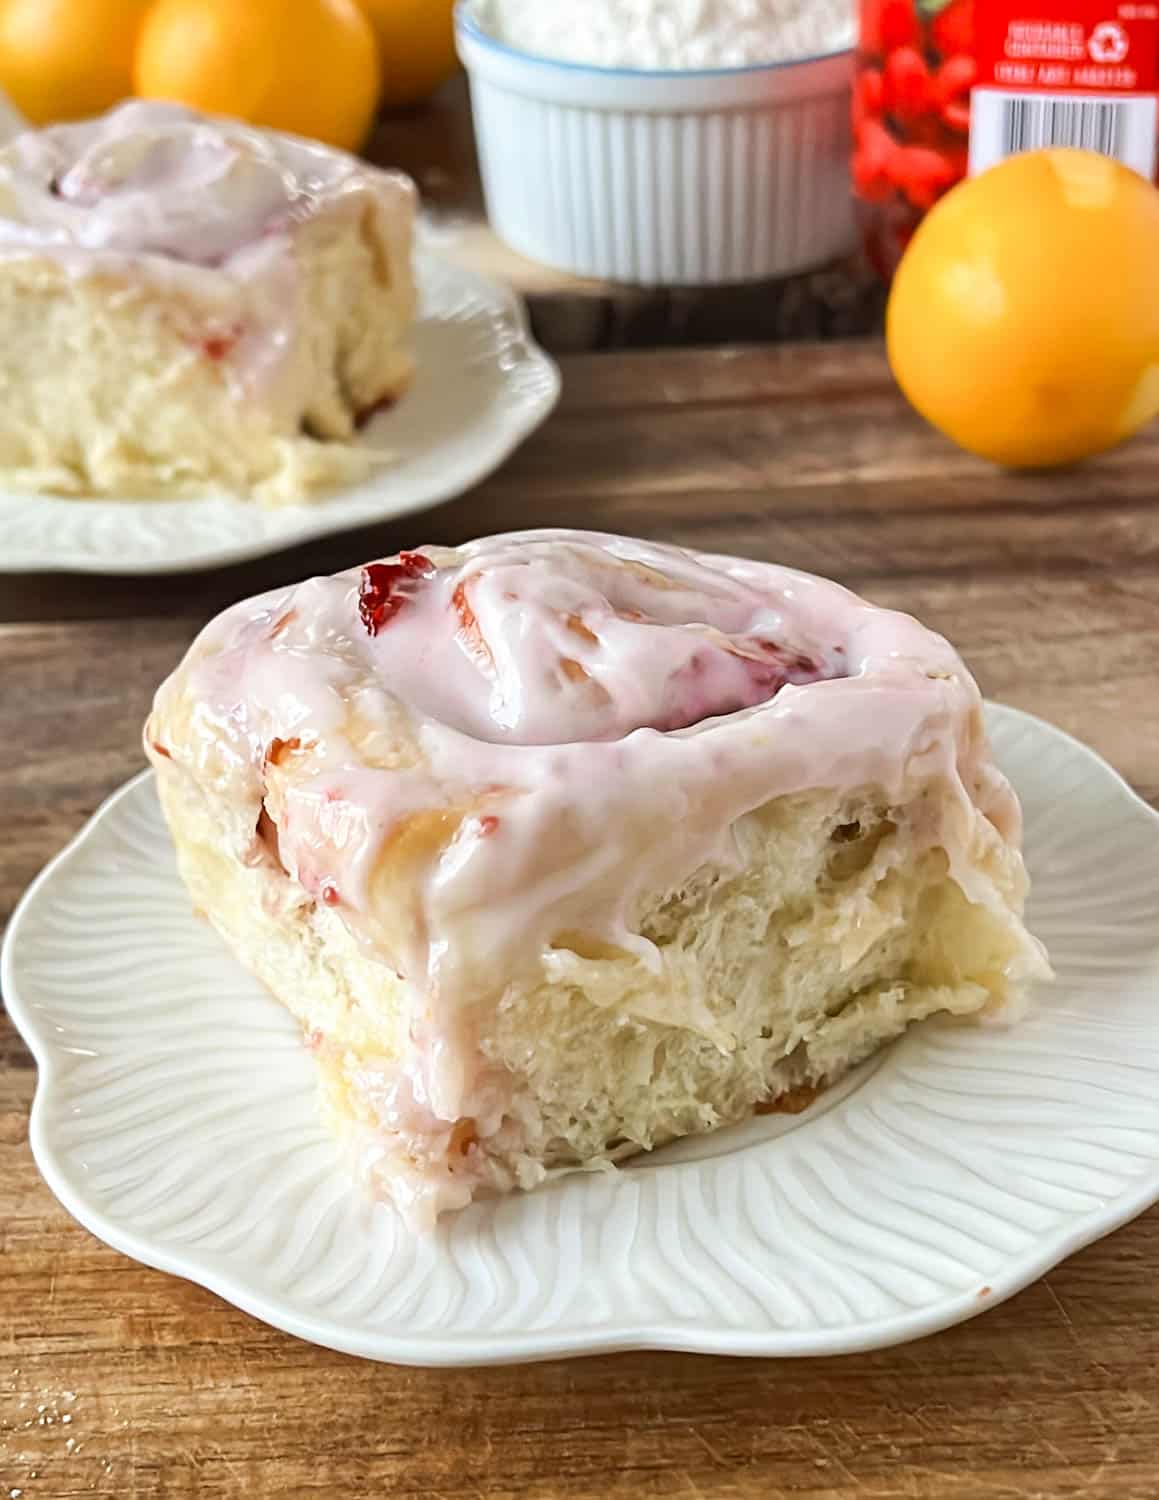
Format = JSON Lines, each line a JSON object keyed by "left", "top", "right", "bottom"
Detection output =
{"left": 4, "top": 342, "right": 1159, "bottom": 1499}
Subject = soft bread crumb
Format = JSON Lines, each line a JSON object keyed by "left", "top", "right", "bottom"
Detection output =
{"left": 0, "top": 215, "right": 413, "bottom": 506}
{"left": 156, "top": 770, "right": 1048, "bottom": 1219}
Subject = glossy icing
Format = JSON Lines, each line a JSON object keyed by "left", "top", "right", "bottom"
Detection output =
{"left": 0, "top": 100, "right": 415, "bottom": 408}
{"left": 148, "top": 531, "right": 1018, "bottom": 1144}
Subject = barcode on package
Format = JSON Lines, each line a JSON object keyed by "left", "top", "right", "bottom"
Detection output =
{"left": 969, "top": 89, "right": 1159, "bottom": 179}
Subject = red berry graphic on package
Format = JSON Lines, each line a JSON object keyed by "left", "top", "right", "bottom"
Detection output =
{"left": 862, "top": 0, "right": 922, "bottom": 55}
{"left": 932, "top": 53, "right": 976, "bottom": 107}
{"left": 852, "top": 66, "right": 885, "bottom": 128}
{"left": 852, "top": 117, "right": 900, "bottom": 200}
{"left": 884, "top": 45, "right": 934, "bottom": 120}
{"left": 920, "top": 0, "right": 975, "bottom": 58}
{"left": 892, "top": 144, "right": 958, "bottom": 208}
{"left": 854, "top": 0, "right": 974, "bottom": 275}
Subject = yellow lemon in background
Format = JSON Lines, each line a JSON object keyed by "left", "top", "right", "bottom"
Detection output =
{"left": 887, "top": 149, "right": 1159, "bottom": 468}
{"left": 134, "top": 0, "right": 381, "bottom": 153}
{"left": 0, "top": 0, "right": 151, "bottom": 124}
{"left": 358, "top": 0, "right": 459, "bottom": 109}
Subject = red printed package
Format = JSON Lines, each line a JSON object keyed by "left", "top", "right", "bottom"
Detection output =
{"left": 853, "top": 0, "right": 1159, "bottom": 277}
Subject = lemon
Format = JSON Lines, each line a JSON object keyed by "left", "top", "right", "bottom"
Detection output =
{"left": 0, "top": 0, "right": 151, "bottom": 125}
{"left": 887, "top": 149, "right": 1159, "bottom": 467}
{"left": 357, "top": 0, "right": 459, "bottom": 109}
{"left": 134, "top": 0, "right": 381, "bottom": 154}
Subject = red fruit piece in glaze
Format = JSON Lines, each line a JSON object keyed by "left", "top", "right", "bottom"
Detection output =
{"left": 928, "top": 0, "right": 975, "bottom": 59}
{"left": 200, "top": 323, "right": 242, "bottom": 360}
{"left": 358, "top": 552, "right": 435, "bottom": 635}
{"left": 265, "top": 735, "right": 301, "bottom": 768}
{"left": 359, "top": 566, "right": 396, "bottom": 633}
{"left": 451, "top": 580, "right": 495, "bottom": 674}
{"left": 883, "top": 46, "right": 934, "bottom": 120}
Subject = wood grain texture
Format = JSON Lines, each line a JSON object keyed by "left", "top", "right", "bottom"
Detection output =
{"left": 3, "top": 341, "right": 1159, "bottom": 1499}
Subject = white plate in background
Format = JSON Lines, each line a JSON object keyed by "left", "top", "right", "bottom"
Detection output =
{"left": 5, "top": 704, "right": 1159, "bottom": 1365}
{"left": 0, "top": 247, "right": 559, "bottom": 575}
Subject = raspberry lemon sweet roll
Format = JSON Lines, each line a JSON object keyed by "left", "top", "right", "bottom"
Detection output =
{"left": 146, "top": 531, "right": 1049, "bottom": 1226}
{"left": 0, "top": 101, "right": 415, "bottom": 504}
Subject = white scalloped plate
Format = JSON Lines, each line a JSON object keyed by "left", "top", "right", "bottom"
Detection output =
{"left": 6, "top": 704, "right": 1159, "bottom": 1366}
{"left": 0, "top": 245, "right": 559, "bottom": 575}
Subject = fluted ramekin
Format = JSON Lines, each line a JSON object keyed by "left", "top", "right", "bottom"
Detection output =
{"left": 454, "top": 3, "right": 855, "bottom": 286}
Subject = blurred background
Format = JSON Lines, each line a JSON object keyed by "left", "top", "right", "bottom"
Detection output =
{"left": 0, "top": 0, "right": 889, "bottom": 352}
{"left": 0, "top": 0, "right": 1154, "bottom": 468}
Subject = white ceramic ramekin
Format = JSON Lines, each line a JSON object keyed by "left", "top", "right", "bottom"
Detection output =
{"left": 454, "top": 3, "right": 855, "bottom": 286}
